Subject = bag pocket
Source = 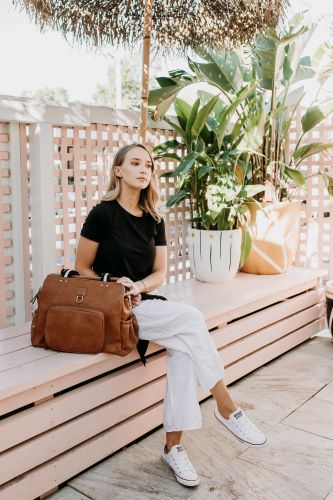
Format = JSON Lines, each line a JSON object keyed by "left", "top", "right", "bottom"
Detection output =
{"left": 44, "top": 306, "right": 105, "bottom": 354}
{"left": 119, "top": 317, "right": 139, "bottom": 355}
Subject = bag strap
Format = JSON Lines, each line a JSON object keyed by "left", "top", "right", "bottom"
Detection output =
{"left": 61, "top": 269, "right": 80, "bottom": 278}
{"left": 100, "top": 272, "right": 112, "bottom": 282}
{"left": 61, "top": 269, "right": 118, "bottom": 283}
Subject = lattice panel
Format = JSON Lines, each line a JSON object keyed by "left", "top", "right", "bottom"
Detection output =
{"left": 290, "top": 110, "right": 333, "bottom": 281}
{"left": 0, "top": 123, "right": 14, "bottom": 326}
{"left": 152, "top": 129, "right": 191, "bottom": 283}
{"left": 53, "top": 124, "right": 191, "bottom": 284}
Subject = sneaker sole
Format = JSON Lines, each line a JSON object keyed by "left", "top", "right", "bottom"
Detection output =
{"left": 214, "top": 409, "right": 267, "bottom": 448}
{"left": 161, "top": 456, "right": 200, "bottom": 487}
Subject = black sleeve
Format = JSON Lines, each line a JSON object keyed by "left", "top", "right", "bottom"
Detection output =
{"left": 80, "top": 204, "right": 106, "bottom": 243}
{"left": 155, "top": 218, "right": 167, "bottom": 246}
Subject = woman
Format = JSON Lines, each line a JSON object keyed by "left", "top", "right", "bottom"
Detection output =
{"left": 75, "top": 143, "right": 267, "bottom": 488}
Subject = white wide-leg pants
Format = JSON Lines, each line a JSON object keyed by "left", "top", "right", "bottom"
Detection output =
{"left": 134, "top": 299, "right": 224, "bottom": 432}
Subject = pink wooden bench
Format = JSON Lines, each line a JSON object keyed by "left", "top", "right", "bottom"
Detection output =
{"left": 0, "top": 266, "right": 327, "bottom": 499}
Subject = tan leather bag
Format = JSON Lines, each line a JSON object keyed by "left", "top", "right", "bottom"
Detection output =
{"left": 31, "top": 273, "right": 139, "bottom": 356}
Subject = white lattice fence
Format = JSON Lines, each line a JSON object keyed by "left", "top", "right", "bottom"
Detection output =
{"left": 0, "top": 122, "right": 12, "bottom": 325}
{"left": 51, "top": 123, "right": 191, "bottom": 284}
{"left": 1, "top": 99, "right": 332, "bottom": 328}
{"left": 0, "top": 122, "right": 30, "bottom": 327}
{"left": 290, "top": 111, "right": 333, "bottom": 280}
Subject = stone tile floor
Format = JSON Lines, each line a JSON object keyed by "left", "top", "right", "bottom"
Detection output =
{"left": 51, "top": 331, "right": 333, "bottom": 500}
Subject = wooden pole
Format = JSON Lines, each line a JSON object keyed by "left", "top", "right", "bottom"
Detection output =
{"left": 139, "top": 0, "right": 153, "bottom": 146}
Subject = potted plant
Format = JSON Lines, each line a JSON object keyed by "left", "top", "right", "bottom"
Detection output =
{"left": 153, "top": 92, "right": 265, "bottom": 283}
{"left": 150, "top": 12, "right": 333, "bottom": 274}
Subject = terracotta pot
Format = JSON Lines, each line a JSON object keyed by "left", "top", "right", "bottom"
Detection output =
{"left": 240, "top": 201, "right": 301, "bottom": 275}
{"left": 187, "top": 228, "right": 242, "bottom": 283}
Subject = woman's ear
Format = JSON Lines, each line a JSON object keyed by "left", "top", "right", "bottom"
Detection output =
{"left": 114, "top": 166, "right": 122, "bottom": 178}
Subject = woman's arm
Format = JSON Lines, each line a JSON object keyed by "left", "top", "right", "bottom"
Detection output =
{"left": 75, "top": 236, "right": 100, "bottom": 278}
{"left": 135, "top": 246, "right": 167, "bottom": 294}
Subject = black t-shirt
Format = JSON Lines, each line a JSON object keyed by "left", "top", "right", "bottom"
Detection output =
{"left": 80, "top": 200, "right": 167, "bottom": 282}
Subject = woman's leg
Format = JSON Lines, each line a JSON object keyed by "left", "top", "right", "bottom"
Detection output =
{"left": 134, "top": 300, "right": 230, "bottom": 434}
{"left": 166, "top": 431, "right": 182, "bottom": 452}
{"left": 134, "top": 299, "right": 266, "bottom": 487}
{"left": 210, "top": 379, "right": 238, "bottom": 418}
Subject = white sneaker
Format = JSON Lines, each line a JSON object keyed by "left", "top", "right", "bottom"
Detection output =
{"left": 214, "top": 407, "right": 267, "bottom": 447}
{"left": 161, "top": 444, "right": 200, "bottom": 487}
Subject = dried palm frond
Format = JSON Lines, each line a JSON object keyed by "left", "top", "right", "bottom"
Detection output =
{"left": 14, "top": 0, "right": 288, "bottom": 53}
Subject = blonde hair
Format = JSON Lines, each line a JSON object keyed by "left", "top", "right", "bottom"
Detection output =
{"left": 101, "top": 143, "right": 162, "bottom": 222}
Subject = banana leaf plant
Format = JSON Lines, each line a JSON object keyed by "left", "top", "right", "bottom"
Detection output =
{"left": 150, "top": 11, "right": 333, "bottom": 202}
{"left": 153, "top": 92, "right": 265, "bottom": 266}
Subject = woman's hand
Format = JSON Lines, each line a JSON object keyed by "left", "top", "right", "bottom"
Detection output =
{"left": 116, "top": 277, "right": 142, "bottom": 307}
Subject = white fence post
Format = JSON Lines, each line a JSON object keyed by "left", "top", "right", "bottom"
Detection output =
{"left": 8, "top": 122, "right": 26, "bottom": 323}
{"left": 29, "top": 123, "right": 57, "bottom": 294}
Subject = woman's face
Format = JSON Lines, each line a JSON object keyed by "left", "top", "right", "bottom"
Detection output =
{"left": 115, "top": 147, "right": 153, "bottom": 191}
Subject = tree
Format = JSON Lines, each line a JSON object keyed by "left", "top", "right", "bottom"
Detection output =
{"left": 22, "top": 87, "right": 70, "bottom": 103}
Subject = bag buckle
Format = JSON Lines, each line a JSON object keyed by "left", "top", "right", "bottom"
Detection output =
{"left": 76, "top": 295, "right": 84, "bottom": 304}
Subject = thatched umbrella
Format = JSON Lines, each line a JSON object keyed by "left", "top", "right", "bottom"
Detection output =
{"left": 14, "top": 0, "right": 287, "bottom": 144}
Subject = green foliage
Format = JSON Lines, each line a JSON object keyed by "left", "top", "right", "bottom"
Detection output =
{"left": 23, "top": 87, "right": 70, "bottom": 103}
{"left": 150, "top": 11, "right": 333, "bottom": 203}
{"left": 152, "top": 93, "right": 265, "bottom": 266}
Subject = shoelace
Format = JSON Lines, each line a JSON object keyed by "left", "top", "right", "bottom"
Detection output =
{"left": 171, "top": 451, "right": 195, "bottom": 473}
{"left": 234, "top": 413, "right": 261, "bottom": 436}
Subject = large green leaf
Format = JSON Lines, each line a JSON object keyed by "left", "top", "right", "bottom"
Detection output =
{"left": 301, "top": 100, "right": 333, "bottom": 133}
{"left": 153, "top": 139, "right": 180, "bottom": 155}
{"left": 238, "top": 105, "right": 265, "bottom": 151}
{"left": 155, "top": 153, "right": 181, "bottom": 162}
{"left": 216, "top": 81, "right": 257, "bottom": 149}
{"left": 163, "top": 117, "right": 186, "bottom": 141}
{"left": 192, "top": 94, "right": 220, "bottom": 139}
{"left": 155, "top": 77, "right": 177, "bottom": 87}
{"left": 293, "top": 142, "right": 333, "bottom": 165}
{"left": 198, "top": 165, "right": 212, "bottom": 179}
{"left": 240, "top": 229, "right": 252, "bottom": 267}
{"left": 239, "top": 185, "right": 266, "bottom": 198}
{"left": 320, "top": 172, "right": 333, "bottom": 200}
{"left": 149, "top": 84, "right": 183, "bottom": 106}
{"left": 313, "top": 42, "right": 333, "bottom": 88}
{"left": 174, "top": 152, "right": 199, "bottom": 176}
{"left": 217, "top": 208, "right": 231, "bottom": 230}
{"left": 229, "top": 96, "right": 258, "bottom": 146}
{"left": 188, "top": 57, "right": 235, "bottom": 94}
{"left": 294, "top": 56, "right": 315, "bottom": 82}
{"left": 185, "top": 98, "right": 200, "bottom": 146}
{"left": 284, "top": 166, "right": 306, "bottom": 187}
{"left": 166, "top": 190, "right": 188, "bottom": 208}
{"left": 174, "top": 98, "right": 192, "bottom": 131}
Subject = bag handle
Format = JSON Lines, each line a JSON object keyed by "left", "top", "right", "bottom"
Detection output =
{"left": 61, "top": 269, "right": 121, "bottom": 283}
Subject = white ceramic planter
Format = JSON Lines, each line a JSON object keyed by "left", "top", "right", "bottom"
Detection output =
{"left": 187, "top": 228, "right": 242, "bottom": 283}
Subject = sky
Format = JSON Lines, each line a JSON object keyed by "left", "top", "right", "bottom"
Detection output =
{"left": 0, "top": 0, "right": 332, "bottom": 104}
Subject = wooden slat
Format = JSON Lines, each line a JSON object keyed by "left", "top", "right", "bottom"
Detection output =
{"left": 0, "top": 321, "right": 30, "bottom": 341}
{"left": 224, "top": 317, "right": 326, "bottom": 385}
{"left": 0, "top": 352, "right": 166, "bottom": 452}
{"left": 213, "top": 287, "right": 324, "bottom": 347}
{"left": 0, "top": 268, "right": 326, "bottom": 411}
{"left": 0, "top": 334, "right": 32, "bottom": 355}
{"left": 0, "top": 345, "right": 56, "bottom": 372}
{"left": 0, "top": 295, "right": 324, "bottom": 452}
{"left": 221, "top": 303, "right": 325, "bottom": 366}
{"left": 0, "top": 342, "right": 164, "bottom": 415}
{"left": 0, "top": 403, "right": 164, "bottom": 500}
{"left": 0, "top": 377, "right": 166, "bottom": 484}
{"left": 0, "top": 317, "right": 324, "bottom": 500}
